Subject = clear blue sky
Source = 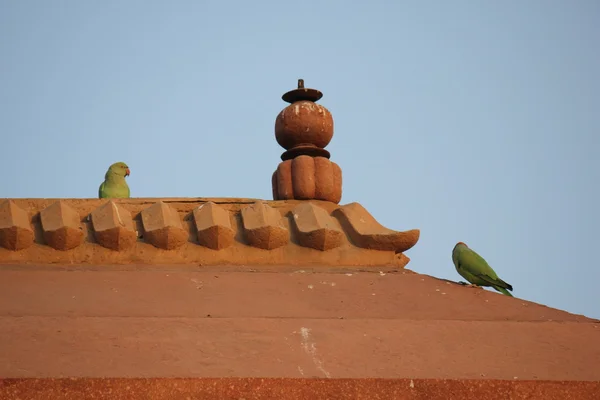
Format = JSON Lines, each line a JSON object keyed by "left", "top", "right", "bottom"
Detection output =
{"left": 1, "top": 1, "right": 598, "bottom": 318}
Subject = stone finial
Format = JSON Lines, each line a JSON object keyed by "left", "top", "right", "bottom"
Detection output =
{"left": 193, "top": 202, "right": 235, "bottom": 250}
{"left": 0, "top": 200, "right": 34, "bottom": 251}
{"left": 291, "top": 202, "right": 343, "bottom": 251}
{"left": 90, "top": 201, "right": 137, "bottom": 251}
{"left": 241, "top": 201, "right": 289, "bottom": 250}
{"left": 140, "top": 201, "right": 187, "bottom": 250}
{"left": 40, "top": 201, "right": 84, "bottom": 251}
{"left": 272, "top": 79, "right": 343, "bottom": 204}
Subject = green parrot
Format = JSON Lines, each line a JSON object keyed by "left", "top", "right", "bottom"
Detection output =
{"left": 98, "top": 162, "right": 131, "bottom": 199}
{"left": 452, "top": 242, "right": 514, "bottom": 296}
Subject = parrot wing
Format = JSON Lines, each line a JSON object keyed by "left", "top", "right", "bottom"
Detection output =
{"left": 457, "top": 249, "right": 513, "bottom": 291}
{"left": 99, "top": 181, "right": 106, "bottom": 198}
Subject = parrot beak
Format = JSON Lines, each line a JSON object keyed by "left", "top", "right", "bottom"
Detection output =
{"left": 125, "top": 168, "right": 130, "bottom": 177}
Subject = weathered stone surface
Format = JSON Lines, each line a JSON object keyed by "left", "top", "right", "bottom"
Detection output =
{"left": 90, "top": 201, "right": 136, "bottom": 251}
{"left": 396, "top": 252, "right": 411, "bottom": 268}
{"left": 140, "top": 202, "right": 187, "bottom": 250}
{"left": 271, "top": 171, "right": 278, "bottom": 202}
{"left": 2, "top": 378, "right": 600, "bottom": 400}
{"left": 314, "top": 156, "right": 334, "bottom": 201}
{"left": 193, "top": 202, "right": 235, "bottom": 250}
{"left": 0, "top": 200, "right": 34, "bottom": 251}
{"left": 291, "top": 202, "right": 343, "bottom": 251}
{"left": 275, "top": 100, "right": 334, "bottom": 150}
{"left": 39, "top": 201, "right": 84, "bottom": 251}
{"left": 241, "top": 201, "right": 289, "bottom": 250}
{"left": 0, "top": 198, "right": 420, "bottom": 267}
{"left": 273, "top": 157, "right": 343, "bottom": 203}
{"left": 291, "top": 155, "right": 316, "bottom": 199}
{"left": 276, "top": 160, "right": 293, "bottom": 200}
{"left": 0, "top": 267, "right": 598, "bottom": 398}
{"left": 331, "top": 161, "right": 343, "bottom": 204}
{"left": 334, "top": 202, "right": 420, "bottom": 253}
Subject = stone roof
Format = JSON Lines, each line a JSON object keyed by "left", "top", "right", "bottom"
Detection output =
{"left": 1, "top": 265, "right": 599, "bottom": 399}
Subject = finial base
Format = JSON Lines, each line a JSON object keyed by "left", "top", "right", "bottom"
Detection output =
{"left": 272, "top": 156, "right": 342, "bottom": 203}
{"left": 280, "top": 145, "right": 330, "bottom": 161}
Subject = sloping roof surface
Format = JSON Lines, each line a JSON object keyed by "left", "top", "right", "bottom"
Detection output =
{"left": 1, "top": 265, "right": 597, "bottom": 382}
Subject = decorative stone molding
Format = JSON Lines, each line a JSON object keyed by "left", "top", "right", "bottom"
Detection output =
{"left": 140, "top": 201, "right": 187, "bottom": 250}
{"left": 193, "top": 202, "right": 235, "bottom": 250}
{"left": 291, "top": 202, "right": 343, "bottom": 251}
{"left": 241, "top": 201, "right": 289, "bottom": 250}
{"left": 0, "top": 200, "right": 34, "bottom": 251}
{"left": 334, "top": 202, "right": 420, "bottom": 253}
{"left": 0, "top": 198, "right": 420, "bottom": 267}
{"left": 91, "top": 201, "right": 137, "bottom": 251}
{"left": 40, "top": 201, "right": 84, "bottom": 251}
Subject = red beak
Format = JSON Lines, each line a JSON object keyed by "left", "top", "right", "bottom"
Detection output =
{"left": 125, "top": 168, "right": 130, "bottom": 177}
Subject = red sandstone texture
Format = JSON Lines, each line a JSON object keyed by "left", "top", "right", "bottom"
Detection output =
{"left": 91, "top": 201, "right": 137, "bottom": 251}
{"left": 0, "top": 198, "right": 419, "bottom": 267}
{"left": 275, "top": 100, "right": 334, "bottom": 150}
{"left": 1, "top": 266, "right": 598, "bottom": 380}
{"left": 0, "top": 197, "right": 597, "bottom": 398}
{"left": 273, "top": 156, "right": 343, "bottom": 203}
{"left": 39, "top": 201, "right": 84, "bottom": 251}
{"left": 292, "top": 202, "right": 344, "bottom": 250}
{"left": 193, "top": 202, "right": 235, "bottom": 250}
{"left": 0, "top": 200, "right": 33, "bottom": 250}
{"left": 271, "top": 81, "right": 343, "bottom": 203}
{"left": 1, "top": 266, "right": 599, "bottom": 398}
{"left": 1, "top": 378, "right": 599, "bottom": 400}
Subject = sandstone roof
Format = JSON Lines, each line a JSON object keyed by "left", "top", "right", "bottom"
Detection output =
{"left": 1, "top": 264, "right": 599, "bottom": 399}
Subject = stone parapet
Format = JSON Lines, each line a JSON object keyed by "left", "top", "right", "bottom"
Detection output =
{"left": 0, "top": 198, "right": 419, "bottom": 267}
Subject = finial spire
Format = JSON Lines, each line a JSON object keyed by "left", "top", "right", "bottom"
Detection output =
{"left": 271, "top": 79, "right": 342, "bottom": 203}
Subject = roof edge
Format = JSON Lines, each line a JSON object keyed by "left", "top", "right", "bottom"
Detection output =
{"left": 0, "top": 198, "right": 419, "bottom": 268}
{"left": 1, "top": 378, "right": 598, "bottom": 400}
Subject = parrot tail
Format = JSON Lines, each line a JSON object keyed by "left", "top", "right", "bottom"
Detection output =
{"left": 494, "top": 286, "right": 513, "bottom": 297}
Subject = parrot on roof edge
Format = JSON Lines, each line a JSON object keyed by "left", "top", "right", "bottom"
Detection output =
{"left": 452, "top": 242, "right": 514, "bottom": 297}
{"left": 99, "top": 162, "right": 130, "bottom": 199}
